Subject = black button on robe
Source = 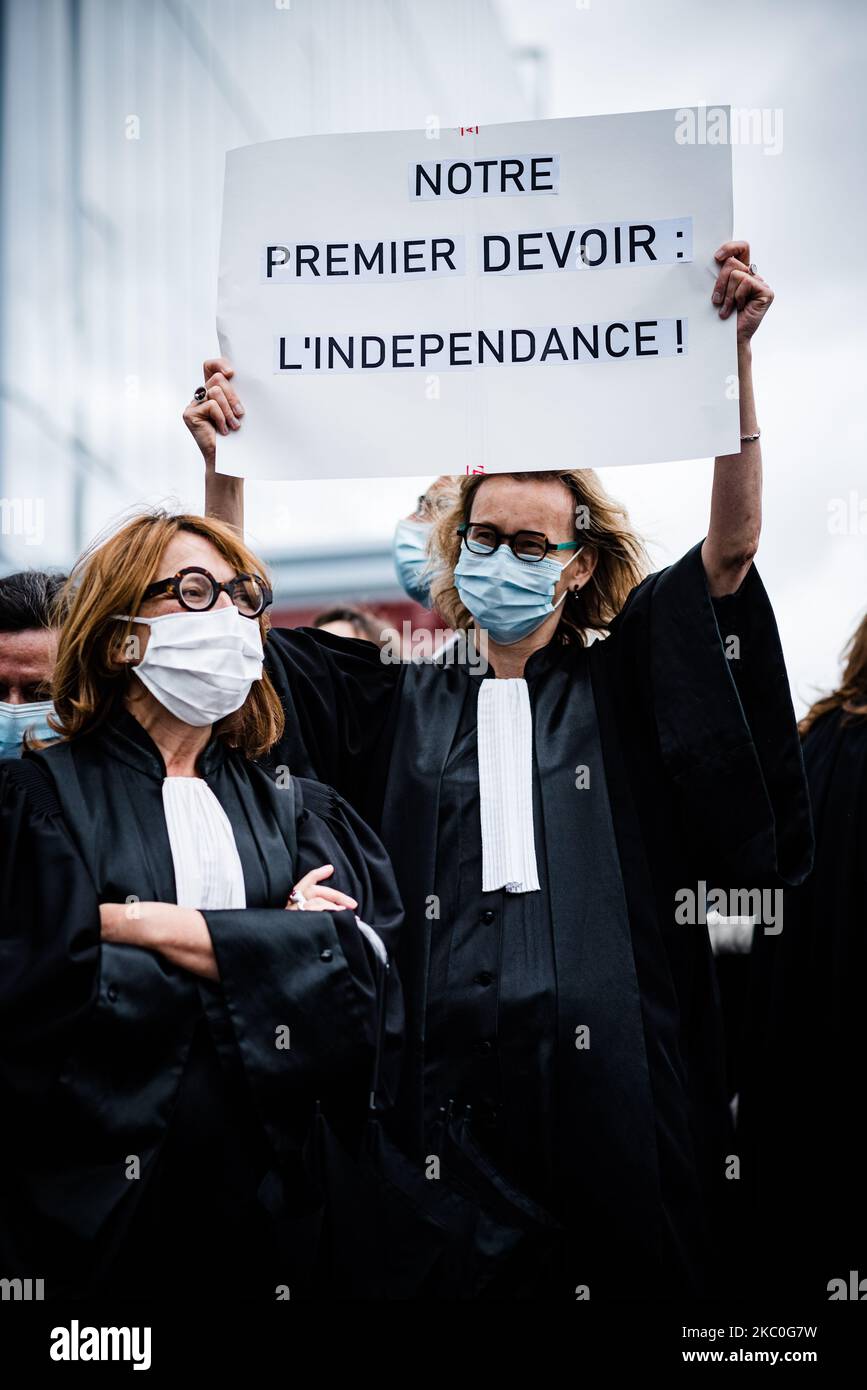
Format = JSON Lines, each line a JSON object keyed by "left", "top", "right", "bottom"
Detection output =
{"left": 259, "top": 542, "right": 813, "bottom": 1299}
{"left": 0, "top": 708, "right": 404, "bottom": 1298}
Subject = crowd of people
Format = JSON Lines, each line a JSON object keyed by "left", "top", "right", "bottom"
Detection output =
{"left": 0, "top": 240, "right": 864, "bottom": 1301}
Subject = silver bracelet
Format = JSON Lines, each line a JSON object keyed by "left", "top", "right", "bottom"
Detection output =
{"left": 740, "top": 429, "right": 761, "bottom": 443}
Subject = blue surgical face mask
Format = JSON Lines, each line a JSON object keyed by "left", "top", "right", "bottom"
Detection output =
{"left": 393, "top": 519, "right": 434, "bottom": 608}
{"left": 454, "top": 543, "right": 583, "bottom": 646}
{"left": 0, "top": 699, "right": 57, "bottom": 758}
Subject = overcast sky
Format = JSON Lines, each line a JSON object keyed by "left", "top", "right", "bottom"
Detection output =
{"left": 247, "top": 0, "right": 867, "bottom": 713}
{"left": 490, "top": 0, "right": 867, "bottom": 714}
{"left": 6, "top": 0, "right": 863, "bottom": 715}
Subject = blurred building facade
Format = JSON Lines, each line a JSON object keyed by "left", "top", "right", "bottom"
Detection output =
{"left": 0, "top": 0, "right": 533, "bottom": 621}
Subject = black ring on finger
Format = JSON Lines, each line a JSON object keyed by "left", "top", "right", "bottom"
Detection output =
{"left": 194, "top": 386, "right": 207, "bottom": 403}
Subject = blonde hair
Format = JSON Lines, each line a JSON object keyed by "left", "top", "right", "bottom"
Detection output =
{"left": 43, "top": 510, "right": 284, "bottom": 759}
{"left": 429, "top": 470, "right": 649, "bottom": 645}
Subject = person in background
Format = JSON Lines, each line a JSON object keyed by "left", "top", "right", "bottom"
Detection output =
{"left": 312, "top": 604, "right": 394, "bottom": 647}
{"left": 738, "top": 610, "right": 867, "bottom": 1299}
{"left": 0, "top": 570, "right": 66, "bottom": 756}
{"left": 393, "top": 478, "right": 460, "bottom": 610}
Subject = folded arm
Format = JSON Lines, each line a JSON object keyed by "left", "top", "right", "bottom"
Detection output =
{"left": 98, "top": 861, "right": 361, "bottom": 981}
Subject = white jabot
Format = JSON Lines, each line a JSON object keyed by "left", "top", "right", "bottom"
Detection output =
{"left": 161, "top": 777, "right": 246, "bottom": 909}
{"left": 476, "top": 678, "right": 540, "bottom": 894}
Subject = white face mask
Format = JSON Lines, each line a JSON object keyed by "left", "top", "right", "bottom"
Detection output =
{"left": 113, "top": 604, "right": 264, "bottom": 727}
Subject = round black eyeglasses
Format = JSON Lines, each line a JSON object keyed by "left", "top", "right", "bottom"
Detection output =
{"left": 458, "top": 522, "right": 582, "bottom": 564}
{"left": 141, "top": 567, "right": 272, "bottom": 618}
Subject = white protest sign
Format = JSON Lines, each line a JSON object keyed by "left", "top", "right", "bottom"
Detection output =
{"left": 216, "top": 108, "right": 738, "bottom": 481}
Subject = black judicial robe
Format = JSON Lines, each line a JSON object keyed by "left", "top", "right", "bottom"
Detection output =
{"left": 738, "top": 707, "right": 867, "bottom": 1299}
{"left": 258, "top": 540, "right": 813, "bottom": 1300}
{"left": 0, "top": 707, "right": 404, "bottom": 1299}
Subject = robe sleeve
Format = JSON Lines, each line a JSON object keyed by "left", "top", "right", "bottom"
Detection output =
{"left": 261, "top": 625, "right": 403, "bottom": 808}
{"left": 0, "top": 758, "right": 100, "bottom": 1086}
{"left": 603, "top": 540, "right": 813, "bottom": 887}
{"left": 201, "top": 779, "right": 404, "bottom": 1153}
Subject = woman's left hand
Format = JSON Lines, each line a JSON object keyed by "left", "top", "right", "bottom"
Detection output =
{"left": 712, "top": 240, "right": 774, "bottom": 343}
{"left": 100, "top": 902, "right": 220, "bottom": 981}
{"left": 285, "top": 864, "right": 358, "bottom": 913}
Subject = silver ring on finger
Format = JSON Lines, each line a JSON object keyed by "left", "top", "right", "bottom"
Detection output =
{"left": 748, "top": 262, "right": 758, "bottom": 275}
{"left": 194, "top": 386, "right": 207, "bottom": 402}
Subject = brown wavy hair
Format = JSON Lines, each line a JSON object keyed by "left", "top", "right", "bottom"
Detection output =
{"left": 800, "top": 611, "right": 867, "bottom": 736}
{"left": 429, "top": 470, "right": 649, "bottom": 645}
{"left": 42, "top": 510, "right": 284, "bottom": 759}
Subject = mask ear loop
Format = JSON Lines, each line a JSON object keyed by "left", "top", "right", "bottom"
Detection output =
{"left": 552, "top": 544, "right": 585, "bottom": 610}
{"left": 562, "top": 543, "right": 585, "bottom": 571}
{"left": 575, "top": 543, "right": 597, "bottom": 597}
{"left": 110, "top": 615, "right": 151, "bottom": 679}
{"left": 552, "top": 542, "right": 591, "bottom": 614}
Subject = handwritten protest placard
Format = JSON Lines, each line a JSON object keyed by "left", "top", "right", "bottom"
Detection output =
{"left": 216, "top": 108, "right": 737, "bottom": 480}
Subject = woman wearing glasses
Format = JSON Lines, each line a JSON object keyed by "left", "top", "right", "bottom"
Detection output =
{"left": 186, "top": 241, "right": 813, "bottom": 1299}
{"left": 0, "top": 511, "right": 404, "bottom": 1299}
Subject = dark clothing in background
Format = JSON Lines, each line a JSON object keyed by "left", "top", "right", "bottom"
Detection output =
{"left": 739, "top": 707, "right": 867, "bottom": 1300}
{"left": 715, "top": 952, "right": 752, "bottom": 1100}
